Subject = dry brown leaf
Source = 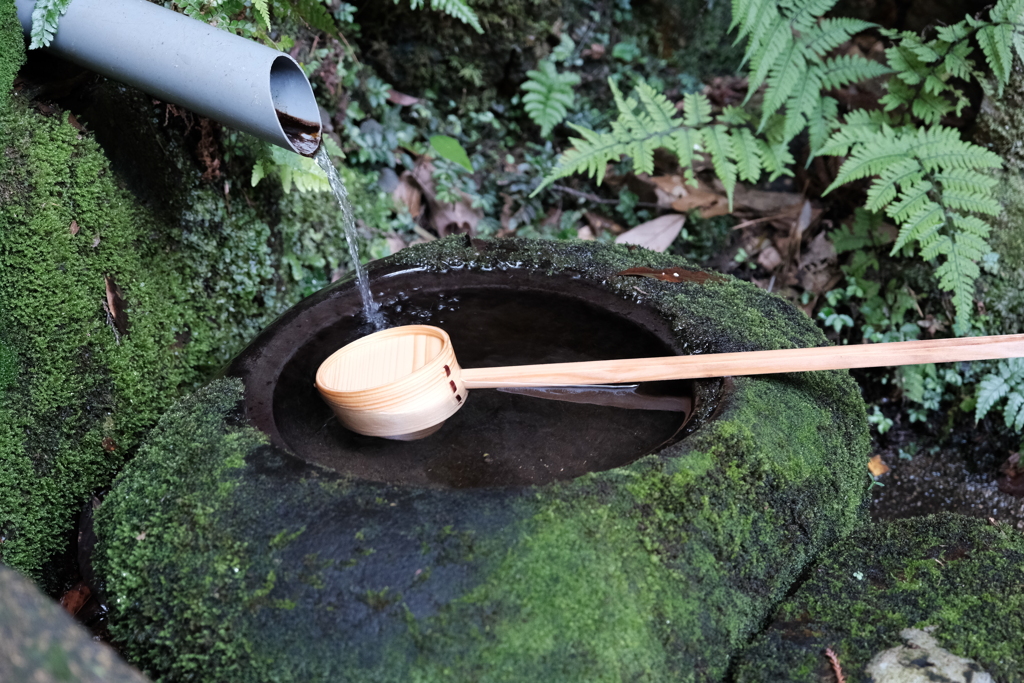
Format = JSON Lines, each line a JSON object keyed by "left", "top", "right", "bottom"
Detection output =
{"left": 577, "top": 225, "right": 596, "bottom": 240}
{"left": 732, "top": 185, "right": 804, "bottom": 214}
{"left": 102, "top": 436, "right": 117, "bottom": 452}
{"left": 69, "top": 220, "right": 79, "bottom": 236}
{"left": 797, "top": 232, "right": 839, "bottom": 294}
{"left": 617, "top": 266, "right": 725, "bottom": 284}
{"left": 868, "top": 455, "right": 890, "bottom": 477}
{"left": 582, "top": 42, "right": 606, "bottom": 59}
{"left": 411, "top": 158, "right": 483, "bottom": 237}
{"left": 615, "top": 214, "right": 686, "bottom": 252}
{"left": 387, "top": 89, "right": 420, "bottom": 106}
{"left": 59, "top": 581, "right": 91, "bottom": 617}
{"left": 104, "top": 276, "right": 129, "bottom": 337}
{"left": 393, "top": 172, "right": 423, "bottom": 218}
{"left": 385, "top": 232, "right": 406, "bottom": 255}
{"left": 584, "top": 211, "right": 623, "bottom": 235}
{"left": 757, "top": 245, "right": 783, "bottom": 271}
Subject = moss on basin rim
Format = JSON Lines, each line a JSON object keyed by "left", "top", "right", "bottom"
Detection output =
{"left": 732, "top": 513, "right": 1024, "bottom": 682}
{"left": 93, "top": 238, "right": 870, "bottom": 682}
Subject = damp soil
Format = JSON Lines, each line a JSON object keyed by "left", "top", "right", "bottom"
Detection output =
{"left": 869, "top": 424, "right": 1024, "bottom": 530}
{"left": 233, "top": 268, "right": 700, "bottom": 489}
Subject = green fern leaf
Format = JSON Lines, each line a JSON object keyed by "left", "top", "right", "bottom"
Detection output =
{"left": 756, "top": 139, "right": 795, "bottom": 181}
{"left": 682, "top": 92, "right": 713, "bottom": 127}
{"left": 288, "top": 0, "right": 339, "bottom": 34}
{"left": 940, "top": 188, "right": 1003, "bottom": 216}
{"left": 891, "top": 201, "right": 944, "bottom": 253}
{"left": 731, "top": 128, "right": 763, "bottom": 183}
{"left": 942, "top": 40, "right": 975, "bottom": 80}
{"left": 977, "top": 23, "right": 1014, "bottom": 90}
{"left": 521, "top": 61, "right": 581, "bottom": 137}
{"left": 801, "top": 17, "right": 876, "bottom": 57}
{"left": 934, "top": 234, "right": 983, "bottom": 334}
{"left": 396, "top": 0, "right": 482, "bottom": 33}
{"left": 786, "top": 0, "right": 841, "bottom": 32}
{"left": 254, "top": 0, "right": 271, "bottom": 28}
{"left": 885, "top": 180, "right": 933, "bottom": 223}
{"left": 1005, "top": 391, "right": 1024, "bottom": 431}
{"left": 865, "top": 158, "right": 922, "bottom": 212}
{"left": 29, "top": 0, "right": 73, "bottom": 49}
{"left": 806, "top": 95, "right": 838, "bottom": 155}
{"left": 747, "top": 16, "right": 794, "bottom": 97}
{"left": 761, "top": 45, "right": 807, "bottom": 126}
{"left": 818, "top": 55, "right": 893, "bottom": 91}
{"left": 976, "top": 369, "right": 1013, "bottom": 421}
{"left": 702, "top": 125, "right": 738, "bottom": 205}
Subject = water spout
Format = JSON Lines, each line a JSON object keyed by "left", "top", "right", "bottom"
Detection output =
{"left": 14, "top": 0, "right": 322, "bottom": 156}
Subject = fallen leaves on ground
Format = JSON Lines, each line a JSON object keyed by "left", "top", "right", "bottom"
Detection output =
{"left": 998, "top": 452, "right": 1024, "bottom": 497}
{"left": 410, "top": 158, "right": 482, "bottom": 237}
{"left": 868, "top": 455, "right": 890, "bottom": 477}
{"left": 615, "top": 213, "right": 686, "bottom": 252}
{"left": 60, "top": 581, "right": 91, "bottom": 617}
{"left": 69, "top": 220, "right": 79, "bottom": 236}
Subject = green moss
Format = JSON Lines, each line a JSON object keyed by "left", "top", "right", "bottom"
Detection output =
{"left": 0, "top": 61, "right": 397, "bottom": 579}
{"left": 92, "top": 379, "right": 265, "bottom": 680}
{"left": 94, "top": 239, "right": 869, "bottom": 682}
{"left": 0, "top": 1, "right": 23, "bottom": 105}
{"left": 732, "top": 513, "right": 1024, "bottom": 682}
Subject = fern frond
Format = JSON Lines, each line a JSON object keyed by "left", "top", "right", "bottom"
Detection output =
{"left": 761, "top": 45, "right": 807, "bottom": 125}
{"left": 29, "top": 0, "right": 72, "bottom": 49}
{"left": 682, "top": 92, "right": 714, "bottom": 127}
{"left": 400, "top": 0, "right": 483, "bottom": 33}
{"left": 977, "top": 23, "right": 1015, "bottom": 90}
{"left": 533, "top": 81, "right": 717, "bottom": 195}
{"left": 910, "top": 127, "right": 1003, "bottom": 172}
{"left": 702, "top": 125, "right": 739, "bottom": 205}
{"left": 1005, "top": 391, "right": 1024, "bottom": 431}
{"left": 885, "top": 180, "right": 933, "bottom": 223}
{"left": 806, "top": 95, "right": 838, "bottom": 155}
{"left": 757, "top": 139, "right": 796, "bottom": 180}
{"left": 802, "top": 17, "right": 876, "bottom": 57}
{"left": 521, "top": 61, "right": 581, "bottom": 137}
{"left": 746, "top": 16, "right": 794, "bottom": 96}
{"left": 784, "top": 0, "right": 841, "bottom": 32}
{"left": 864, "top": 158, "right": 922, "bottom": 212}
{"left": 254, "top": 0, "right": 271, "bottom": 28}
{"left": 287, "top": 0, "right": 339, "bottom": 34}
{"left": 934, "top": 234, "right": 983, "bottom": 333}
{"left": 731, "top": 128, "right": 763, "bottom": 183}
{"left": 818, "top": 55, "right": 893, "bottom": 90}
{"left": 891, "top": 201, "right": 944, "bottom": 253}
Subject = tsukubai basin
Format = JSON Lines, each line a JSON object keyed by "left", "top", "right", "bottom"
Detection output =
{"left": 94, "top": 238, "right": 870, "bottom": 682}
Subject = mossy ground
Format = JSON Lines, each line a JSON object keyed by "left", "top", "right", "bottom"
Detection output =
{"left": 94, "top": 238, "right": 869, "bottom": 682}
{"left": 732, "top": 513, "right": 1024, "bottom": 683}
{"left": 0, "top": 6, "right": 396, "bottom": 582}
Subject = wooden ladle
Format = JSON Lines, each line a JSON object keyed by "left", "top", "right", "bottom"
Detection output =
{"left": 314, "top": 325, "right": 1024, "bottom": 441}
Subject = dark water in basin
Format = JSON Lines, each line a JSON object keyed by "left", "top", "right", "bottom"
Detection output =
{"left": 270, "top": 276, "right": 694, "bottom": 489}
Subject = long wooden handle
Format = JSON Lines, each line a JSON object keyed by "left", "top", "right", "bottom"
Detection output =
{"left": 460, "top": 334, "right": 1024, "bottom": 389}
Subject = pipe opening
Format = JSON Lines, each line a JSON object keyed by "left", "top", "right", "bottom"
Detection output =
{"left": 270, "top": 56, "right": 322, "bottom": 156}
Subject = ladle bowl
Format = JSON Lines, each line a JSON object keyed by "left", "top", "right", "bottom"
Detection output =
{"left": 316, "top": 325, "right": 1024, "bottom": 440}
{"left": 315, "top": 325, "right": 466, "bottom": 440}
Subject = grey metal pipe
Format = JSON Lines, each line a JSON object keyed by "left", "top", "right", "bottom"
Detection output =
{"left": 15, "top": 0, "right": 321, "bottom": 155}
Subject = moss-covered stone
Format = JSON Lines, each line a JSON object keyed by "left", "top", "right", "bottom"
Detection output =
{"left": 0, "top": 564, "right": 151, "bottom": 683}
{"left": 732, "top": 513, "right": 1024, "bottom": 683}
{"left": 93, "top": 238, "right": 869, "bottom": 682}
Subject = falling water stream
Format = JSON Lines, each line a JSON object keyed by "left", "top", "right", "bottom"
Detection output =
{"left": 315, "top": 146, "right": 385, "bottom": 329}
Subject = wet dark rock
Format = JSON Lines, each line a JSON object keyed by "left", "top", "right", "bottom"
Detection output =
{"left": 92, "top": 238, "right": 869, "bottom": 682}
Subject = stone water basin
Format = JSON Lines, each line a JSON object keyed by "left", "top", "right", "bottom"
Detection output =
{"left": 91, "top": 237, "right": 869, "bottom": 682}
